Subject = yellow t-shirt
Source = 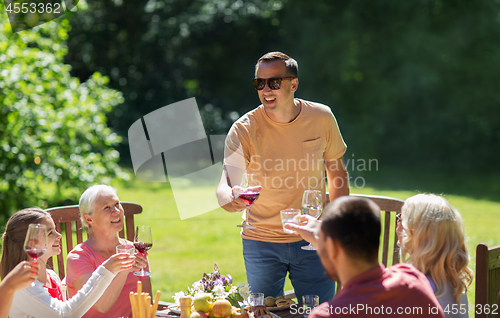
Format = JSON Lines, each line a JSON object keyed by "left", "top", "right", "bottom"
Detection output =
{"left": 224, "top": 98, "right": 347, "bottom": 243}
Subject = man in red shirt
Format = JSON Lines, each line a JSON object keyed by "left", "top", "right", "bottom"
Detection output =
{"left": 285, "top": 196, "right": 444, "bottom": 318}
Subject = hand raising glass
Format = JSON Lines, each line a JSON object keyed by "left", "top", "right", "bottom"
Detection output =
{"left": 236, "top": 173, "right": 261, "bottom": 229}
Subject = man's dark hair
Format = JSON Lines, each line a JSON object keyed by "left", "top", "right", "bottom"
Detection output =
{"left": 255, "top": 52, "right": 298, "bottom": 78}
{"left": 321, "top": 196, "right": 381, "bottom": 262}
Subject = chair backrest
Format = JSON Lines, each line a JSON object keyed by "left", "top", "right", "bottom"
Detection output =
{"left": 45, "top": 201, "right": 143, "bottom": 278}
{"left": 475, "top": 243, "right": 500, "bottom": 318}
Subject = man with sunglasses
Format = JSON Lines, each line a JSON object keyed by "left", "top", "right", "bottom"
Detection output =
{"left": 216, "top": 52, "right": 348, "bottom": 304}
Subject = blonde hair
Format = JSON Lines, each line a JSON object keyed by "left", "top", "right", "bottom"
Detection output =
{"left": 400, "top": 194, "right": 473, "bottom": 304}
{"left": 79, "top": 184, "right": 117, "bottom": 229}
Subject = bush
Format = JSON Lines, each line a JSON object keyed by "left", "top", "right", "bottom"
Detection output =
{"left": 0, "top": 6, "right": 128, "bottom": 223}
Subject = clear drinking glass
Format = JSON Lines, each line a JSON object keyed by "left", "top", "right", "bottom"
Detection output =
{"left": 237, "top": 173, "right": 261, "bottom": 229}
{"left": 116, "top": 244, "right": 135, "bottom": 256}
{"left": 302, "top": 295, "right": 319, "bottom": 318}
{"left": 133, "top": 225, "right": 152, "bottom": 277}
{"left": 280, "top": 209, "right": 301, "bottom": 234}
{"left": 249, "top": 292, "right": 264, "bottom": 306}
{"left": 301, "top": 190, "right": 322, "bottom": 250}
{"left": 24, "top": 223, "right": 47, "bottom": 286}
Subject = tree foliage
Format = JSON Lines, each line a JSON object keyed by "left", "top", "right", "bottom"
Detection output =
{"left": 1, "top": 0, "right": 497, "bottom": 223}
{"left": 64, "top": 0, "right": 285, "bottom": 161}
{"left": 278, "top": 0, "right": 500, "bottom": 172}
{"left": 0, "top": 4, "right": 127, "bottom": 221}
{"left": 65, "top": 0, "right": 500, "bottom": 173}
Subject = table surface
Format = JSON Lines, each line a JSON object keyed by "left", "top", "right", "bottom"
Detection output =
{"left": 270, "top": 307, "right": 302, "bottom": 318}
{"left": 155, "top": 302, "right": 302, "bottom": 318}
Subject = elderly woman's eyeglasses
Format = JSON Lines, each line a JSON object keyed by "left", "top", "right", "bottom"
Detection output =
{"left": 396, "top": 213, "right": 402, "bottom": 224}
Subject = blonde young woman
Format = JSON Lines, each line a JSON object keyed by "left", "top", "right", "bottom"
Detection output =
{"left": 1, "top": 208, "right": 135, "bottom": 318}
{"left": 398, "top": 194, "right": 473, "bottom": 318}
{"left": 66, "top": 184, "right": 151, "bottom": 318}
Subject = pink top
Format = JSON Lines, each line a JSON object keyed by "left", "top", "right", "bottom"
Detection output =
{"left": 309, "top": 264, "right": 444, "bottom": 318}
{"left": 66, "top": 242, "right": 145, "bottom": 318}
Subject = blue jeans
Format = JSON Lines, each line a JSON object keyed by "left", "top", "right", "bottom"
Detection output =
{"left": 242, "top": 238, "right": 335, "bottom": 304}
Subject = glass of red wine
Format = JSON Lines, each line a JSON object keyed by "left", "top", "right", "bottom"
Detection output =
{"left": 24, "top": 223, "right": 47, "bottom": 286}
{"left": 133, "top": 225, "right": 152, "bottom": 277}
{"left": 237, "top": 173, "right": 261, "bottom": 229}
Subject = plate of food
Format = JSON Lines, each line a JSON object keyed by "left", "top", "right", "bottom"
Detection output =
{"left": 264, "top": 296, "right": 295, "bottom": 311}
{"left": 167, "top": 304, "right": 181, "bottom": 315}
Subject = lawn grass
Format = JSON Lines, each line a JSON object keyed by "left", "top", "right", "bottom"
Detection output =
{"left": 113, "top": 175, "right": 500, "bottom": 306}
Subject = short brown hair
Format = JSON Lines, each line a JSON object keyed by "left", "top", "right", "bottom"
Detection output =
{"left": 255, "top": 52, "right": 298, "bottom": 77}
{"left": 321, "top": 196, "right": 381, "bottom": 262}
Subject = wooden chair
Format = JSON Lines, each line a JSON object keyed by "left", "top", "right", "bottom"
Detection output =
{"left": 285, "top": 193, "right": 404, "bottom": 298}
{"left": 45, "top": 201, "right": 143, "bottom": 278}
{"left": 475, "top": 243, "right": 500, "bottom": 318}
{"left": 349, "top": 194, "right": 404, "bottom": 268}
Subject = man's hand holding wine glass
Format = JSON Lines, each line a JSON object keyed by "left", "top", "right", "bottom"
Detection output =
{"left": 236, "top": 173, "right": 262, "bottom": 229}
{"left": 231, "top": 185, "right": 262, "bottom": 211}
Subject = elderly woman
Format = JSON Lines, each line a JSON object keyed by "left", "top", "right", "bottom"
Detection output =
{"left": 398, "top": 194, "right": 473, "bottom": 318}
{"left": 66, "top": 185, "right": 151, "bottom": 318}
{"left": 1, "top": 207, "right": 134, "bottom": 318}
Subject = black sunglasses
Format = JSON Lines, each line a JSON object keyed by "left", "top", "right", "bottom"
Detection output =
{"left": 252, "top": 77, "right": 296, "bottom": 90}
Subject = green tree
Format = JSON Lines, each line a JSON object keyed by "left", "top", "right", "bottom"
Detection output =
{"left": 0, "top": 4, "right": 128, "bottom": 222}
{"left": 278, "top": 0, "right": 500, "bottom": 172}
{"left": 63, "top": 0, "right": 285, "bottom": 162}
{"left": 61, "top": 0, "right": 500, "bottom": 175}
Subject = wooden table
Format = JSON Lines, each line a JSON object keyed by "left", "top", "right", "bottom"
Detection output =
{"left": 155, "top": 301, "right": 173, "bottom": 317}
{"left": 269, "top": 307, "right": 303, "bottom": 318}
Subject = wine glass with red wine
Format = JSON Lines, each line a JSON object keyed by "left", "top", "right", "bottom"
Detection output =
{"left": 133, "top": 225, "right": 152, "bottom": 277}
{"left": 24, "top": 223, "right": 47, "bottom": 286}
{"left": 237, "top": 173, "right": 261, "bottom": 229}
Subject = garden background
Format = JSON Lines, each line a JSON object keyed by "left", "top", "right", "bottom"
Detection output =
{"left": 1, "top": 0, "right": 500, "bottom": 306}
